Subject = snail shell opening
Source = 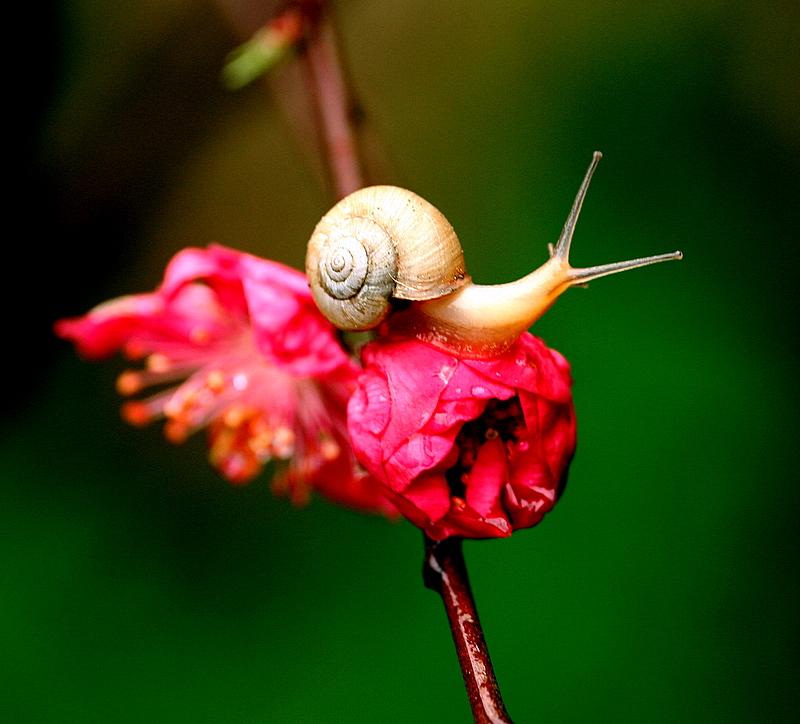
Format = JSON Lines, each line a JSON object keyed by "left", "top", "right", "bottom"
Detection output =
{"left": 306, "top": 186, "right": 470, "bottom": 331}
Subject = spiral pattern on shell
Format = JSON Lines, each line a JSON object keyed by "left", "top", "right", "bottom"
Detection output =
{"left": 317, "top": 236, "right": 369, "bottom": 300}
{"left": 306, "top": 186, "right": 469, "bottom": 331}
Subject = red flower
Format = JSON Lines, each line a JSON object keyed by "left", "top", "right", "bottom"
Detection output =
{"left": 56, "top": 244, "right": 391, "bottom": 514}
{"left": 347, "top": 333, "right": 576, "bottom": 539}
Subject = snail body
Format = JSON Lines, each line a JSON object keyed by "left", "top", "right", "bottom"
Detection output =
{"left": 306, "top": 154, "right": 682, "bottom": 354}
{"left": 306, "top": 185, "right": 469, "bottom": 331}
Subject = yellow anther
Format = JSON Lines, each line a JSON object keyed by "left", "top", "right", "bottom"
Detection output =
{"left": 164, "top": 419, "right": 190, "bottom": 444}
{"left": 116, "top": 371, "right": 143, "bottom": 396}
{"left": 272, "top": 426, "right": 296, "bottom": 458}
{"left": 121, "top": 401, "right": 152, "bottom": 427}
{"left": 319, "top": 436, "right": 340, "bottom": 461}
{"left": 223, "top": 406, "right": 247, "bottom": 428}
{"left": 147, "top": 353, "right": 172, "bottom": 372}
{"left": 206, "top": 370, "right": 225, "bottom": 392}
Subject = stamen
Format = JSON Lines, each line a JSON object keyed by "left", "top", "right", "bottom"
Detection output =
{"left": 319, "top": 435, "right": 341, "bottom": 461}
{"left": 164, "top": 419, "right": 191, "bottom": 444}
{"left": 162, "top": 369, "right": 234, "bottom": 427}
{"left": 206, "top": 370, "right": 226, "bottom": 393}
{"left": 208, "top": 413, "right": 267, "bottom": 485}
{"left": 120, "top": 386, "right": 182, "bottom": 426}
{"left": 272, "top": 426, "right": 296, "bottom": 458}
{"left": 248, "top": 429, "right": 274, "bottom": 459}
{"left": 163, "top": 390, "right": 199, "bottom": 421}
{"left": 123, "top": 341, "right": 148, "bottom": 360}
{"left": 147, "top": 354, "right": 172, "bottom": 372}
{"left": 121, "top": 400, "right": 159, "bottom": 426}
{"left": 218, "top": 452, "right": 261, "bottom": 485}
{"left": 117, "top": 371, "right": 145, "bottom": 396}
{"left": 224, "top": 406, "right": 248, "bottom": 428}
{"left": 115, "top": 362, "right": 198, "bottom": 397}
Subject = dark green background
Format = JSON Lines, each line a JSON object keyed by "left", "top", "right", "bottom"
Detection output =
{"left": 5, "top": 1, "right": 798, "bottom": 721}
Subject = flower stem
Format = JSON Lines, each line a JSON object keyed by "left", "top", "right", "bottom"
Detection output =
{"left": 423, "top": 535, "right": 513, "bottom": 723}
{"left": 299, "top": 0, "right": 364, "bottom": 198}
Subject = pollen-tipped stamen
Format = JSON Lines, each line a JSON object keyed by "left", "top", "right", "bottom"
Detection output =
{"left": 116, "top": 363, "right": 199, "bottom": 396}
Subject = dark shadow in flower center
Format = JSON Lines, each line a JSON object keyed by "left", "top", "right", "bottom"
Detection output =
{"left": 445, "top": 397, "right": 524, "bottom": 499}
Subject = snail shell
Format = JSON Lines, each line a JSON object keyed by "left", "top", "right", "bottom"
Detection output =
{"left": 306, "top": 185, "right": 470, "bottom": 331}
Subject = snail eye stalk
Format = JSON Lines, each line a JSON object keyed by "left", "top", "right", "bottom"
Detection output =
{"left": 410, "top": 152, "right": 684, "bottom": 357}
{"left": 555, "top": 151, "right": 683, "bottom": 284}
{"left": 552, "top": 151, "right": 603, "bottom": 262}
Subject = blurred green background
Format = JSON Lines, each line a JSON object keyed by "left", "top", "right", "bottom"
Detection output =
{"left": 5, "top": 0, "right": 798, "bottom": 721}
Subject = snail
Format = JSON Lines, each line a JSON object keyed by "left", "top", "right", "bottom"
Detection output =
{"left": 306, "top": 152, "right": 682, "bottom": 356}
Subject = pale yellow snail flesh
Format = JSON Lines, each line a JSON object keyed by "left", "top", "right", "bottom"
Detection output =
{"left": 306, "top": 153, "right": 682, "bottom": 357}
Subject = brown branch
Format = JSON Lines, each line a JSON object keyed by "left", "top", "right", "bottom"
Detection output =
{"left": 424, "top": 535, "right": 514, "bottom": 723}
{"left": 215, "top": 0, "right": 366, "bottom": 199}
{"left": 299, "top": 1, "right": 364, "bottom": 198}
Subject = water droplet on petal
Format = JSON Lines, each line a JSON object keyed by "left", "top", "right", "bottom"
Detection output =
{"left": 437, "top": 363, "right": 456, "bottom": 384}
{"left": 471, "top": 386, "right": 488, "bottom": 396}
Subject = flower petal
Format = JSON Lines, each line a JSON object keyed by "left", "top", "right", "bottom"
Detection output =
{"left": 347, "top": 332, "right": 576, "bottom": 538}
{"left": 465, "top": 437, "right": 509, "bottom": 517}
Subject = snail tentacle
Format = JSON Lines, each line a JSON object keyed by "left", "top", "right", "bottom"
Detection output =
{"left": 413, "top": 153, "right": 683, "bottom": 356}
